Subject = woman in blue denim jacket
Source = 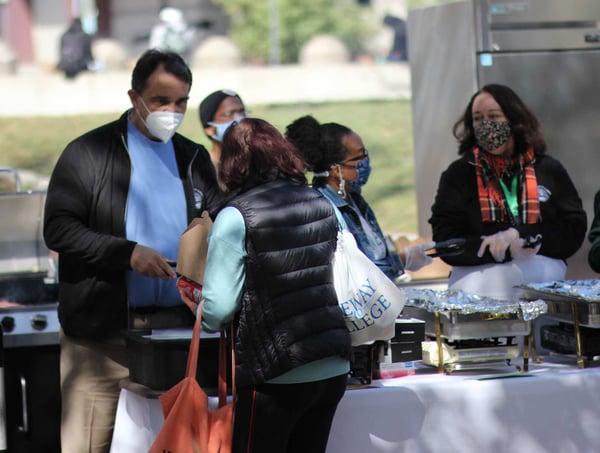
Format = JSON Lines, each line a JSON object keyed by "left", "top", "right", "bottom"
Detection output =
{"left": 286, "top": 115, "right": 433, "bottom": 281}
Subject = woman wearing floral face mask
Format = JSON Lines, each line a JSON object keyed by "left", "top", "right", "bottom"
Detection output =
{"left": 286, "top": 115, "right": 434, "bottom": 281}
{"left": 430, "top": 84, "right": 587, "bottom": 300}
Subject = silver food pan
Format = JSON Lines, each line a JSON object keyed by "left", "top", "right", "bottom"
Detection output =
{"left": 519, "top": 280, "right": 600, "bottom": 327}
{"left": 402, "top": 288, "right": 544, "bottom": 341}
{"left": 402, "top": 305, "right": 530, "bottom": 341}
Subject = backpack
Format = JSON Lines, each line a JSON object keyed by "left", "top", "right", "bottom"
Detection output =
{"left": 59, "top": 30, "right": 91, "bottom": 77}
{"left": 163, "top": 25, "right": 188, "bottom": 54}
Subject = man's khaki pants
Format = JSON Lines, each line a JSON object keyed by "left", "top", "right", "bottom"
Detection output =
{"left": 59, "top": 331, "right": 129, "bottom": 453}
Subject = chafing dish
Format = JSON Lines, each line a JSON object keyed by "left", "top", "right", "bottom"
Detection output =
{"left": 402, "top": 307, "right": 531, "bottom": 341}
{"left": 519, "top": 280, "right": 600, "bottom": 367}
{"left": 402, "top": 288, "right": 547, "bottom": 373}
{"left": 519, "top": 280, "right": 600, "bottom": 327}
{"left": 403, "top": 288, "right": 546, "bottom": 340}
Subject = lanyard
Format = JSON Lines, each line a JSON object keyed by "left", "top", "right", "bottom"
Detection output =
{"left": 499, "top": 176, "right": 519, "bottom": 219}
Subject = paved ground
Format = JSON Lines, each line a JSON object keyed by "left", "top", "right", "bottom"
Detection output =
{"left": 0, "top": 61, "right": 411, "bottom": 117}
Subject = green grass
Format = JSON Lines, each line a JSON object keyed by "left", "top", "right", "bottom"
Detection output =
{"left": 0, "top": 99, "right": 417, "bottom": 234}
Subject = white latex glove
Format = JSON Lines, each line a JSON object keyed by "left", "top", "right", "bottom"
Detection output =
{"left": 510, "top": 235, "right": 542, "bottom": 259}
{"left": 478, "top": 228, "right": 519, "bottom": 262}
{"left": 404, "top": 241, "right": 435, "bottom": 271}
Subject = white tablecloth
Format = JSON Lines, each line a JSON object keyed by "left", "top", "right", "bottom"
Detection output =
{"left": 111, "top": 359, "right": 600, "bottom": 453}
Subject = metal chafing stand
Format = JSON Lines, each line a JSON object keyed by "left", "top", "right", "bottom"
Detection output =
{"left": 402, "top": 288, "right": 548, "bottom": 374}
{"left": 519, "top": 279, "right": 600, "bottom": 368}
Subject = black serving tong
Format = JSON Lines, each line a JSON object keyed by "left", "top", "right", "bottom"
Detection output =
{"left": 426, "top": 238, "right": 466, "bottom": 258}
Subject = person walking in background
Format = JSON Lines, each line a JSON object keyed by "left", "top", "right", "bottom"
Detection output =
{"left": 149, "top": 6, "right": 194, "bottom": 59}
{"left": 57, "top": 17, "right": 94, "bottom": 79}
{"left": 285, "top": 115, "right": 433, "bottom": 282}
{"left": 44, "top": 49, "right": 225, "bottom": 453}
{"left": 198, "top": 88, "right": 248, "bottom": 166}
{"left": 179, "top": 117, "right": 351, "bottom": 453}
{"left": 429, "top": 83, "right": 587, "bottom": 300}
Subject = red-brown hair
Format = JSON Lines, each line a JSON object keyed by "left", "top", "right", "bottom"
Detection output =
{"left": 218, "top": 117, "right": 308, "bottom": 193}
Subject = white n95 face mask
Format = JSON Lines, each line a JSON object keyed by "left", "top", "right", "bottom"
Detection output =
{"left": 138, "top": 98, "right": 184, "bottom": 143}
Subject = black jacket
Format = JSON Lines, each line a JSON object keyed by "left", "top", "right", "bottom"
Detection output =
{"left": 228, "top": 179, "right": 351, "bottom": 388}
{"left": 430, "top": 151, "right": 587, "bottom": 266}
{"left": 588, "top": 190, "right": 600, "bottom": 273}
{"left": 44, "top": 111, "right": 225, "bottom": 340}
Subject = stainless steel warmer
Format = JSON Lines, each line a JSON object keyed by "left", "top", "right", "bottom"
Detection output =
{"left": 0, "top": 166, "right": 60, "bottom": 452}
{"left": 408, "top": 0, "right": 600, "bottom": 279}
{"left": 520, "top": 279, "right": 600, "bottom": 367}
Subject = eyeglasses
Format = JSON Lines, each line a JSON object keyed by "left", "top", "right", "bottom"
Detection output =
{"left": 339, "top": 149, "right": 368, "bottom": 167}
{"left": 217, "top": 108, "right": 250, "bottom": 120}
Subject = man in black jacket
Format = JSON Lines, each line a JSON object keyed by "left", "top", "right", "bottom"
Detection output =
{"left": 44, "top": 49, "right": 225, "bottom": 453}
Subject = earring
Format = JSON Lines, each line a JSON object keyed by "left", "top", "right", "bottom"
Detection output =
{"left": 336, "top": 165, "right": 347, "bottom": 198}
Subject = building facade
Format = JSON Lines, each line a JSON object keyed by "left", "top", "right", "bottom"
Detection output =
{"left": 0, "top": 0, "right": 227, "bottom": 67}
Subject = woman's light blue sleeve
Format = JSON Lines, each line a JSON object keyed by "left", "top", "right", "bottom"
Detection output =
{"left": 199, "top": 207, "right": 246, "bottom": 331}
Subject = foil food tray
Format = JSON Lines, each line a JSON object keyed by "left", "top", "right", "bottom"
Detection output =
{"left": 519, "top": 279, "right": 600, "bottom": 327}
{"left": 402, "top": 288, "right": 546, "bottom": 341}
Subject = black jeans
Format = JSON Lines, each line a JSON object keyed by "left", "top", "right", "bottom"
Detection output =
{"left": 232, "top": 373, "right": 348, "bottom": 453}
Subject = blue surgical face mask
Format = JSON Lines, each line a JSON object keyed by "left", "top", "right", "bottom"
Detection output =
{"left": 349, "top": 157, "right": 371, "bottom": 193}
{"left": 209, "top": 114, "right": 245, "bottom": 142}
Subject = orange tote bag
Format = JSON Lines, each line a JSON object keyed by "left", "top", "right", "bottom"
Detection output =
{"left": 149, "top": 302, "right": 235, "bottom": 453}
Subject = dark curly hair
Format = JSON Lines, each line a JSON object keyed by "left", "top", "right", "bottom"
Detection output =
{"left": 285, "top": 115, "right": 352, "bottom": 186}
{"left": 453, "top": 84, "right": 546, "bottom": 156}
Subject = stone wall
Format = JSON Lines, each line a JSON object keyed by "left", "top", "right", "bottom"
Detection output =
{"left": 0, "top": 61, "right": 410, "bottom": 117}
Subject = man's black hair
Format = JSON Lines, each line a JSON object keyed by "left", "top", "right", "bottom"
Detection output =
{"left": 131, "top": 49, "right": 192, "bottom": 93}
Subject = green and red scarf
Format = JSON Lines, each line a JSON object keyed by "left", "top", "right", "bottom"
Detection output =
{"left": 474, "top": 146, "right": 540, "bottom": 225}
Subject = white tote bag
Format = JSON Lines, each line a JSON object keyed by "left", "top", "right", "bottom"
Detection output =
{"left": 332, "top": 228, "right": 407, "bottom": 346}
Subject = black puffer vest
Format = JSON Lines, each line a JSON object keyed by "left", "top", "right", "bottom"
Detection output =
{"left": 228, "top": 179, "right": 351, "bottom": 388}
